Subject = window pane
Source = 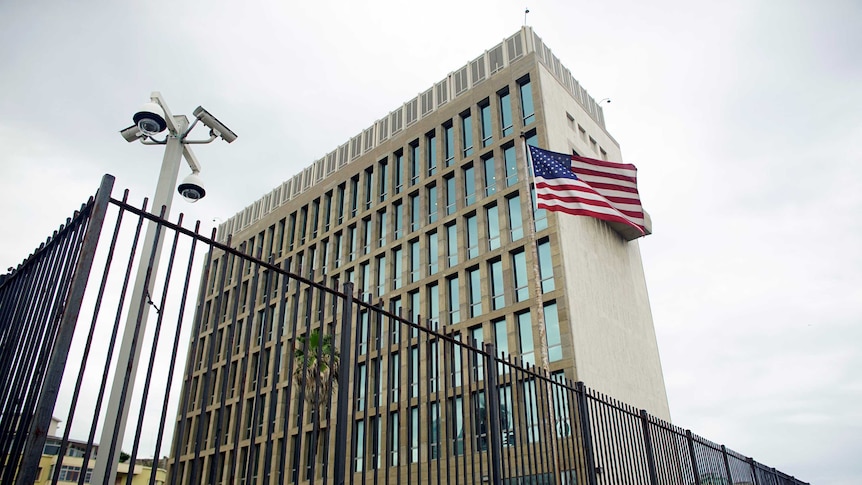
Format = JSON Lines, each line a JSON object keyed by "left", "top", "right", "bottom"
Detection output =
{"left": 490, "top": 259, "right": 504, "bottom": 310}
{"left": 428, "top": 231, "right": 439, "bottom": 275}
{"left": 448, "top": 276, "right": 460, "bottom": 324}
{"left": 466, "top": 215, "right": 478, "bottom": 259}
{"left": 487, "top": 204, "right": 500, "bottom": 250}
{"left": 518, "top": 311, "right": 534, "bottom": 366}
{"left": 483, "top": 156, "right": 496, "bottom": 196}
{"left": 445, "top": 176, "right": 457, "bottom": 215}
{"left": 468, "top": 267, "right": 482, "bottom": 318}
{"left": 504, "top": 145, "right": 518, "bottom": 186}
{"left": 427, "top": 185, "right": 438, "bottom": 223}
{"left": 513, "top": 250, "right": 528, "bottom": 302}
{"left": 499, "top": 90, "right": 513, "bottom": 137}
{"left": 519, "top": 79, "right": 535, "bottom": 125}
{"left": 444, "top": 124, "right": 455, "bottom": 166}
{"left": 426, "top": 132, "right": 437, "bottom": 176}
{"left": 461, "top": 113, "right": 473, "bottom": 157}
{"left": 480, "top": 103, "right": 493, "bottom": 147}
{"left": 508, "top": 195, "right": 523, "bottom": 241}
{"left": 464, "top": 166, "right": 476, "bottom": 206}
{"left": 538, "top": 239, "right": 555, "bottom": 293}
{"left": 446, "top": 223, "right": 458, "bottom": 267}
{"left": 544, "top": 302, "right": 562, "bottom": 362}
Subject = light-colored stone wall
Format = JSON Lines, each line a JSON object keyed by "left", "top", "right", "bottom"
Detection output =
{"left": 535, "top": 65, "right": 671, "bottom": 420}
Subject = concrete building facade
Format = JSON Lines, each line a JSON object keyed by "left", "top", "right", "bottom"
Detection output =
{"left": 175, "top": 26, "right": 669, "bottom": 483}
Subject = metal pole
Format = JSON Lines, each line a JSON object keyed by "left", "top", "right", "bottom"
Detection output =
{"left": 639, "top": 410, "right": 659, "bottom": 485}
{"left": 92, "top": 118, "right": 187, "bottom": 485}
{"left": 14, "top": 175, "right": 114, "bottom": 485}
{"left": 483, "top": 343, "right": 503, "bottom": 485}
{"left": 333, "top": 283, "right": 355, "bottom": 485}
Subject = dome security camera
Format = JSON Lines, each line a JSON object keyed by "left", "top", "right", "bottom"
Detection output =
{"left": 133, "top": 102, "right": 168, "bottom": 136}
{"left": 178, "top": 172, "right": 206, "bottom": 203}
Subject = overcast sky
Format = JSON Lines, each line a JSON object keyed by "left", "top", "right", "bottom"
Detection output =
{"left": 2, "top": 1, "right": 860, "bottom": 483}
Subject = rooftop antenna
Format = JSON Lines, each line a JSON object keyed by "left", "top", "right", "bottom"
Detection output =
{"left": 524, "top": 7, "right": 530, "bottom": 26}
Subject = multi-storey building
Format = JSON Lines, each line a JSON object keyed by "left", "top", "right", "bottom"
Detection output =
{"left": 174, "top": 26, "right": 669, "bottom": 484}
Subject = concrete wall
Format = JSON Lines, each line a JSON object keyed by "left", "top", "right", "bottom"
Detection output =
{"left": 535, "top": 65, "right": 671, "bottom": 420}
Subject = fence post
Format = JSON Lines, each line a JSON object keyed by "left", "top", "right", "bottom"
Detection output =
{"left": 15, "top": 174, "right": 114, "bottom": 485}
{"left": 748, "top": 457, "right": 760, "bottom": 485}
{"left": 639, "top": 410, "right": 659, "bottom": 485}
{"left": 332, "top": 282, "right": 355, "bottom": 485}
{"left": 685, "top": 430, "right": 701, "bottom": 485}
{"left": 484, "top": 343, "right": 504, "bottom": 485}
{"left": 574, "top": 381, "right": 597, "bottom": 485}
{"left": 720, "top": 445, "right": 733, "bottom": 483}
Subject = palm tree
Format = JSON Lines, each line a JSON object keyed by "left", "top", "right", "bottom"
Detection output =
{"left": 294, "top": 328, "right": 340, "bottom": 413}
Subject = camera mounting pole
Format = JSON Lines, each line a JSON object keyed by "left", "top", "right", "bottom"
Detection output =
{"left": 94, "top": 92, "right": 236, "bottom": 485}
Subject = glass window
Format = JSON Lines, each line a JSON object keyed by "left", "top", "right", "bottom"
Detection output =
{"left": 394, "top": 202, "right": 403, "bottom": 240}
{"left": 310, "top": 200, "right": 319, "bottom": 239}
{"left": 362, "top": 218, "right": 371, "bottom": 255}
{"left": 499, "top": 89, "right": 513, "bottom": 137}
{"left": 428, "top": 282, "right": 440, "bottom": 326}
{"left": 524, "top": 379, "right": 539, "bottom": 442}
{"left": 298, "top": 206, "right": 308, "bottom": 244}
{"left": 287, "top": 213, "right": 296, "bottom": 251}
{"left": 395, "top": 151, "right": 404, "bottom": 194}
{"left": 361, "top": 261, "right": 370, "bottom": 296}
{"left": 336, "top": 184, "right": 345, "bottom": 224}
{"left": 350, "top": 176, "right": 359, "bottom": 217}
{"left": 426, "top": 131, "right": 437, "bottom": 176}
{"left": 389, "top": 411, "right": 399, "bottom": 465}
{"left": 480, "top": 102, "right": 493, "bottom": 147}
{"left": 376, "top": 255, "right": 386, "bottom": 296}
{"left": 379, "top": 160, "right": 388, "bottom": 202}
{"left": 512, "top": 250, "right": 529, "bottom": 302}
{"left": 466, "top": 214, "right": 478, "bottom": 259}
{"left": 430, "top": 401, "right": 440, "bottom": 459}
{"left": 518, "top": 311, "right": 534, "bottom": 366}
{"left": 538, "top": 239, "right": 555, "bottom": 293}
{"left": 447, "top": 275, "right": 460, "bottom": 325}
{"left": 354, "top": 420, "right": 365, "bottom": 472}
{"left": 471, "top": 326, "right": 485, "bottom": 381}
{"left": 468, "top": 267, "right": 482, "bottom": 318}
{"left": 357, "top": 363, "right": 367, "bottom": 410}
{"left": 508, "top": 195, "right": 523, "bottom": 241}
{"left": 461, "top": 112, "right": 474, "bottom": 157}
{"left": 427, "top": 231, "right": 439, "bottom": 275}
{"left": 409, "top": 290, "right": 420, "bottom": 328}
{"left": 444, "top": 123, "right": 455, "bottom": 166}
{"left": 322, "top": 193, "right": 332, "bottom": 232}
{"left": 348, "top": 225, "right": 357, "bottom": 261}
{"left": 483, "top": 156, "right": 496, "bottom": 196}
{"left": 446, "top": 222, "right": 458, "bottom": 267}
{"left": 392, "top": 247, "right": 403, "bottom": 290}
{"left": 453, "top": 396, "right": 464, "bottom": 455}
{"left": 390, "top": 356, "right": 400, "bottom": 402}
{"left": 364, "top": 168, "right": 374, "bottom": 210}
{"left": 464, "top": 165, "right": 476, "bottom": 206}
{"left": 445, "top": 176, "right": 457, "bottom": 215}
{"left": 410, "top": 407, "right": 420, "bottom": 462}
{"left": 333, "top": 231, "right": 343, "bottom": 268}
{"left": 427, "top": 185, "right": 438, "bottom": 223}
{"left": 544, "top": 302, "right": 562, "bottom": 362}
{"left": 409, "top": 194, "right": 419, "bottom": 232}
{"left": 487, "top": 204, "right": 500, "bottom": 250}
{"left": 410, "top": 347, "right": 419, "bottom": 398}
{"left": 504, "top": 145, "right": 518, "bottom": 186}
{"left": 490, "top": 259, "right": 504, "bottom": 311}
{"left": 410, "top": 142, "right": 420, "bottom": 186}
{"left": 519, "top": 78, "right": 535, "bottom": 125}
{"left": 493, "top": 318, "right": 508, "bottom": 374}
{"left": 377, "top": 210, "right": 387, "bottom": 247}
{"left": 409, "top": 240, "right": 420, "bottom": 283}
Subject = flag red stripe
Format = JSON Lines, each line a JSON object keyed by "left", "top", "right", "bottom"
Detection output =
{"left": 572, "top": 155, "right": 637, "bottom": 172}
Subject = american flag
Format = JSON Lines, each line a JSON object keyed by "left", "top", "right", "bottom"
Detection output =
{"left": 528, "top": 145, "right": 645, "bottom": 235}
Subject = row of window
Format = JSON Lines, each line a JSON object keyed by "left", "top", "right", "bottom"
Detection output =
{"left": 220, "top": 77, "right": 537, "bottom": 276}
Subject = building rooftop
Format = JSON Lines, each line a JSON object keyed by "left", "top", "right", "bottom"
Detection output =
{"left": 217, "top": 26, "right": 607, "bottom": 241}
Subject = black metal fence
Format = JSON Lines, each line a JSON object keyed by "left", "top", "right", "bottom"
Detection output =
{"left": 0, "top": 175, "right": 807, "bottom": 485}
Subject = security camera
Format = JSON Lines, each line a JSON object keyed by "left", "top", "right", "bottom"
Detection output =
{"left": 120, "top": 125, "right": 144, "bottom": 143}
{"left": 133, "top": 101, "right": 167, "bottom": 136}
{"left": 178, "top": 172, "right": 206, "bottom": 203}
{"left": 193, "top": 106, "right": 237, "bottom": 143}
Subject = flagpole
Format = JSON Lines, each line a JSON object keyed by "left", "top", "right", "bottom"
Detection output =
{"left": 519, "top": 134, "right": 563, "bottom": 485}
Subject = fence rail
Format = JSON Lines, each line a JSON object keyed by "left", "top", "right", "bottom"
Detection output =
{"left": 0, "top": 175, "right": 807, "bottom": 485}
